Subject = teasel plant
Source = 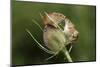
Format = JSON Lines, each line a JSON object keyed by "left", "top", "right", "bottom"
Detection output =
{"left": 26, "top": 12, "right": 79, "bottom": 62}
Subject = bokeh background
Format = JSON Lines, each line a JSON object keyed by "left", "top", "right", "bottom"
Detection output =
{"left": 12, "top": 1, "right": 96, "bottom": 66}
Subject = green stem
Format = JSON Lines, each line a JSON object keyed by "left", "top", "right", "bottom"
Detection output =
{"left": 69, "top": 45, "right": 73, "bottom": 53}
{"left": 63, "top": 48, "right": 73, "bottom": 62}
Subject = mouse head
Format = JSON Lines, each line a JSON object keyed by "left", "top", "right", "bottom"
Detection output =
{"left": 42, "top": 12, "right": 66, "bottom": 28}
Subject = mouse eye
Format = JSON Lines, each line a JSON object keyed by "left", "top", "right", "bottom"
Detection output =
{"left": 59, "top": 14, "right": 62, "bottom": 17}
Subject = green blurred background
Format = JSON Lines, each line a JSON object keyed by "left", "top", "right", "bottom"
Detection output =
{"left": 12, "top": 1, "right": 96, "bottom": 65}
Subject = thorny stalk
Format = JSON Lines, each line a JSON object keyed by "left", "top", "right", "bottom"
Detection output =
{"left": 26, "top": 12, "right": 74, "bottom": 62}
